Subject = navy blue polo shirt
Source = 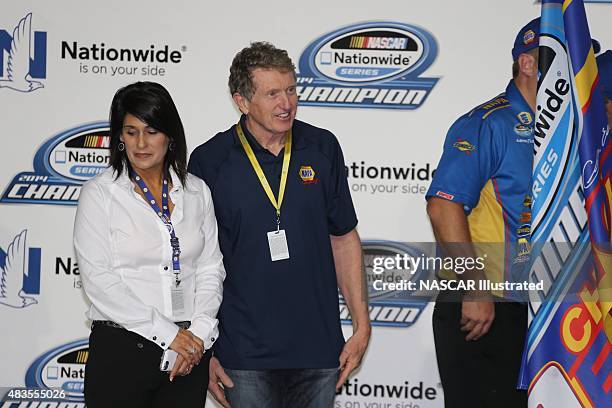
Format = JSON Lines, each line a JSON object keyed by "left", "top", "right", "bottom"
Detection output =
{"left": 188, "top": 115, "right": 358, "bottom": 369}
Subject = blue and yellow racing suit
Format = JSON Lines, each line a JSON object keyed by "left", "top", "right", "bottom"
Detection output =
{"left": 426, "top": 80, "right": 534, "bottom": 299}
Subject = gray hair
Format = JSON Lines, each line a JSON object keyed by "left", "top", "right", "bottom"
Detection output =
{"left": 229, "top": 42, "right": 296, "bottom": 100}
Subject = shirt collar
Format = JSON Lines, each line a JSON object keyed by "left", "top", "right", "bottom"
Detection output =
{"left": 233, "top": 114, "right": 306, "bottom": 152}
{"left": 506, "top": 80, "right": 534, "bottom": 117}
{"left": 114, "top": 166, "right": 182, "bottom": 193}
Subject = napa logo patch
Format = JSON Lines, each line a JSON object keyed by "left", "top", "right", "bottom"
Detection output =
{"left": 1, "top": 122, "right": 109, "bottom": 205}
{"left": 452, "top": 139, "right": 476, "bottom": 154}
{"left": 299, "top": 165, "right": 318, "bottom": 184}
{"left": 523, "top": 29, "right": 536, "bottom": 45}
{"left": 25, "top": 339, "right": 89, "bottom": 401}
{"left": 296, "top": 21, "right": 439, "bottom": 109}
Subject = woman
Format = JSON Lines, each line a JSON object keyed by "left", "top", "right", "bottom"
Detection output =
{"left": 73, "top": 81, "right": 225, "bottom": 407}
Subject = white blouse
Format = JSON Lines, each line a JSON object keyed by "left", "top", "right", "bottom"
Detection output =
{"left": 73, "top": 167, "right": 225, "bottom": 350}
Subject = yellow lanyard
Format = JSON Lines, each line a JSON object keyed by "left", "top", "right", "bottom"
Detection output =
{"left": 236, "top": 122, "right": 292, "bottom": 229}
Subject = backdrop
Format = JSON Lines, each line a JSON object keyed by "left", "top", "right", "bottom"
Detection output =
{"left": 1, "top": 1, "right": 610, "bottom": 407}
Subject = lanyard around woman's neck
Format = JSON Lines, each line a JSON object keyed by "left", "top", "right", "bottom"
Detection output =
{"left": 131, "top": 170, "right": 182, "bottom": 287}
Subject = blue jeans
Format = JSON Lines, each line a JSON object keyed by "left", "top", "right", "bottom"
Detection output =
{"left": 225, "top": 367, "right": 338, "bottom": 408}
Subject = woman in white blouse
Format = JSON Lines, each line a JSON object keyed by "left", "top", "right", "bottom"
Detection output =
{"left": 74, "top": 81, "right": 225, "bottom": 407}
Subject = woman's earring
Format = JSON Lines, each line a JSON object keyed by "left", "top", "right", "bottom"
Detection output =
{"left": 118, "top": 142, "right": 125, "bottom": 151}
{"left": 168, "top": 142, "right": 175, "bottom": 152}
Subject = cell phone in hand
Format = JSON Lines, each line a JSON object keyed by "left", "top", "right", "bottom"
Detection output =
{"left": 160, "top": 349, "right": 178, "bottom": 371}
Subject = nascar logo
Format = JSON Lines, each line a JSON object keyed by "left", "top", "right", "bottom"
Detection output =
{"left": 1, "top": 122, "right": 109, "bottom": 205}
{"left": 348, "top": 36, "right": 408, "bottom": 50}
{"left": 296, "top": 21, "right": 438, "bottom": 109}
{"left": 82, "top": 134, "right": 110, "bottom": 148}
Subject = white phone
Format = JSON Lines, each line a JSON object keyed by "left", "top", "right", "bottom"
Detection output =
{"left": 160, "top": 349, "right": 178, "bottom": 372}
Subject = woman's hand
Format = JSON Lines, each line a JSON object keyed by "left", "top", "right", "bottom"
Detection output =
{"left": 169, "top": 354, "right": 192, "bottom": 382}
{"left": 169, "top": 328, "right": 204, "bottom": 366}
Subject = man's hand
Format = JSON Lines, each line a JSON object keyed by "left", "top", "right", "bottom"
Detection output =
{"left": 208, "top": 356, "right": 234, "bottom": 408}
{"left": 169, "top": 328, "right": 204, "bottom": 366}
{"left": 461, "top": 291, "right": 495, "bottom": 341}
{"left": 336, "top": 329, "right": 370, "bottom": 390}
{"left": 169, "top": 353, "right": 192, "bottom": 382}
{"left": 427, "top": 198, "right": 495, "bottom": 341}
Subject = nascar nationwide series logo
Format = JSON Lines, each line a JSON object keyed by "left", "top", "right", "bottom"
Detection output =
{"left": 339, "top": 240, "right": 429, "bottom": 327}
{"left": 24, "top": 339, "right": 89, "bottom": 402}
{"left": 0, "top": 229, "right": 41, "bottom": 309}
{"left": 296, "top": 22, "right": 438, "bottom": 109}
{"left": 0, "top": 13, "right": 47, "bottom": 93}
{"left": 1, "top": 122, "right": 110, "bottom": 205}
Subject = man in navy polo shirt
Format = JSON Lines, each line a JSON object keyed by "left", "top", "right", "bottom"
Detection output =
{"left": 188, "top": 42, "right": 370, "bottom": 408}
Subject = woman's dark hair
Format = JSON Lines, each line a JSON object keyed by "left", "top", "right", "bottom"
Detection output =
{"left": 109, "top": 81, "right": 187, "bottom": 185}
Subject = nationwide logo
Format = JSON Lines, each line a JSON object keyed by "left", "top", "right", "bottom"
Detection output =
{"left": 0, "top": 230, "right": 41, "bottom": 309}
{"left": 1, "top": 122, "right": 110, "bottom": 205}
{"left": 339, "top": 241, "right": 428, "bottom": 327}
{"left": 453, "top": 139, "right": 476, "bottom": 154}
{"left": 25, "top": 339, "right": 89, "bottom": 402}
{"left": 531, "top": 33, "right": 573, "bottom": 229}
{"left": 296, "top": 21, "right": 438, "bottom": 109}
{"left": 0, "top": 13, "right": 47, "bottom": 92}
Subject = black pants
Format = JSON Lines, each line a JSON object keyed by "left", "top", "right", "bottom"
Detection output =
{"left": 85, "top": 324, "right": 211, "bottom": 408}
{"left": 433, "top": 290, "right": 528, "bottom": 408}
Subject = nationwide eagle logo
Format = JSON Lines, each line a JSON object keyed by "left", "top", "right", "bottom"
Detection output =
{"left": 0, "top": 230, "right": 41, "bottom": 308}
{"left": 0, "top": 13, "right": 47, "bottom": 93}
